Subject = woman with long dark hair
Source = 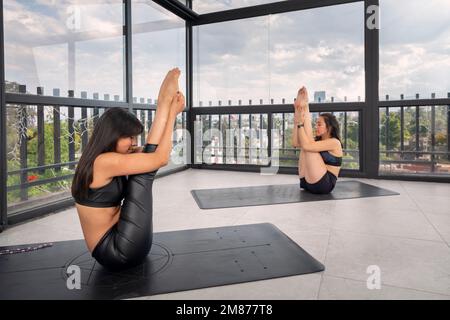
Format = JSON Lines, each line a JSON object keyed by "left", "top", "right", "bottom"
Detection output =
{"left": 291, "top": 86, "right": 343, "bottom": 194}
{"left": 71, "top": 68, "right": 185, "bottom": 271}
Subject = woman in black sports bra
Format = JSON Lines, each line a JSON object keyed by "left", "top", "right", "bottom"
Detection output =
{"left": 292, "top": 86, "right": 343, "bottom": 194}
{"left": 71, "top": 68, "right": 185, "bottom": 271}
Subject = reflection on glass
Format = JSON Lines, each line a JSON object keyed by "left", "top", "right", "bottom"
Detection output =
{"left": 5, "top": 104, "right": 187, "bottom": 214}
{"left": 6, "top": 104, "right": 104, "bottom": 213}
{"left": 380, "top": 0, "right": 450, "bottom": 100}
{"left": 132, "top": 0, "right": 186, "bottom": 104}
{"left": 133, "top": 109, "right": 188, "bottom": 172}
{"left": 273, "top": 112, "right": 359, "bottom": 170}
{"left": 195, "top": 114, "right": 269, "bottom": 165}
{"left": 4, "top": 0, "right": 124, "bottom": 100}
{"left": 193, "top": 2, "right": 364, "bottom": 106}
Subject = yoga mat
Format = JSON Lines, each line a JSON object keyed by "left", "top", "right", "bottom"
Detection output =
{"left": 191, "top": 181, "right": 399, "bottom": 209}
{"left": 0, "top": 223, "right": 324, "bottom": 300}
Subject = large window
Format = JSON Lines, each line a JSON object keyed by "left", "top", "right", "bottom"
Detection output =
{"left": 6, "top": 104, "right": 101, "bottom": 214}
{"left": 272, "top": 112, "right": 360, "bottom": 169}
{"left": 193, "top": 2, "right": 365, "bottom": 106}
{"left": 5, "top": 104, "right": 187, "bottom": 215}
{"left": 379, "top": 105, "right": 450, "bottom": 176}
{"left": 4, "top": 0, "right": 125, "bottom": 100}
{"left": 195, "top": 113, "right": 269, "bottom": 165}
{"left": 380, "top": 0, "right": 450, "bottom": 100}
{"left": 3, "top": 0, "right": 450, "bottom": 225}
{"left": 132, "top": 0, "right": 186, "bottom": 102}
{"left": 3, "top": 1, "right": 188, "bottom": 219}
{"left": 195, "top": 111, "right": 360, "bottom": 169}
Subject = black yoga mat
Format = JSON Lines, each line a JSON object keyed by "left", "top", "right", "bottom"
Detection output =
{"left": 0, "top": 223, "right": 324, "bottom": 300}
{"left": 191, "top": 181, "right": 399, "bottom": 209}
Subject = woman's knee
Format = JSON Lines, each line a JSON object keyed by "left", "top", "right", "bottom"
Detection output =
{"left": 92, "top": 227, "right": 152, "bottom": 271}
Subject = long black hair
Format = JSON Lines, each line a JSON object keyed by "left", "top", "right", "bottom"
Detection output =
{"left": 315, "top": 112, "right": 342, "bottom": 145}
{"left": 71, "top": 107, "right": 144, "bottom": 201}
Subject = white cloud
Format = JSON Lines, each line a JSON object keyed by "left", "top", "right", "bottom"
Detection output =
{"left": 4, "top": 0, "right": 449, "bottom": 103}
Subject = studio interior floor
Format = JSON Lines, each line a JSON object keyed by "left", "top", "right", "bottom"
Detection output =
{"left": 1, "top": 169, "right": 449, "bottom": 300}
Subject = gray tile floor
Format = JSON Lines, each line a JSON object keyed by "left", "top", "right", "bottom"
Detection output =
{"left": 1, "top": 169, "right": 449, "bottom": 300}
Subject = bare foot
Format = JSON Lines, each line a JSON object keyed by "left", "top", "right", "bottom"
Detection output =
{"left": 296, "top": 86, "right": 309, "bottom": 112}
{"left": 158, "top": 68, "right": 181, "bottom": 103}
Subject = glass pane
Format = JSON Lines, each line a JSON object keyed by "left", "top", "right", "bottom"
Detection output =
{"left": 380, "top": 0, "right": 450, "bottom": 100}
{"left": 379, "top": 106, "right": 450, "bottom": 176}
{"left": 195, "top": 114, "right": 268, "bottom": 165}
{"left": 4, "top": 0, "right": 125, "bottom": 100}
{"left": 132, "top": 0, "right": 186, "bottom": 104}
{"left": 193, "top": 2, "right": 365, "bottom": 106}
{"left": 176, "top": 0, "right": 188, "bottom": 7}
{"left": 276, "top": 111, "right": 360, "bottom": 169}
{"left": 193, "top": 0, "right": 287, "bottom": 14}
{"left": 132, "top": 109, "right": 188, "bottom": 172}
{"left": 6, "top": 104, "right": 102, "bottom": 215}
{"left": 337, "top": 111, "right": 360, "bottom": 170}
{"left": 269, "top": 3, "right": 364, "bottom": 104}
{"left": 194, "top": 16, "right": 269, "bottom": 107}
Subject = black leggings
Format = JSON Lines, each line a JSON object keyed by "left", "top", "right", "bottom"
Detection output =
{"left": 91, "top": 143, "right": 158, "bottom": 271}
{"left": 300, "top": 171, "right": 337, "bottom": 194}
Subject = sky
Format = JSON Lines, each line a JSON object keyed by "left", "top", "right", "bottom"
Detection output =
{"left": 3, "top": 0, "right": 450, "bottom": 107}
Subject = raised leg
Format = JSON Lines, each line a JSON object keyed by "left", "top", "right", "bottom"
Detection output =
{"left": 91, "top": 143, "right": 158, "bottom": 271}
{"left": 297, "top": 87, "right": 315, "bottom": 141}
{"left": 302, "top": 150, "right": 327, "bottom": 184}
{"left": 299, "top": 149, "right": 306, "bottom": 178}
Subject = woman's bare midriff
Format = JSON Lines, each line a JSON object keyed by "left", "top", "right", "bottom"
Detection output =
{"left": 76, "top": 203, "right": 121, "bottom": 253}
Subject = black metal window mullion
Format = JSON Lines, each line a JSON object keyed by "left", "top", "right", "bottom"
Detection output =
{"left": 125, "top": 0, "right": 133, "bottom": 112}
{"left": 186, "top": 15, "right": 194, "bottom": 168}
{"left": 364, "top": 0, "right": 379, "bottom": 178}
{"left": 448, "top": 92, "right": 450, "bottom": 161}
{"left": 0, "top": 0, "right": 6, "bottom": 230}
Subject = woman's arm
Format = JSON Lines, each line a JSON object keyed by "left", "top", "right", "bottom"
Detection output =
{"left": 96, "top": 93, "right": 185, "bottom": 177}
{"left": 291, "top": 107, "right": 302, "bottom": 148}
{"left": 146, "top": 68, "right": 181, "bottom": 145}
{"left": 298, "top": 125, "right": 340, "bottom": 152}
{"left": 296, "top": 87, "right": 315, "bottom": 141}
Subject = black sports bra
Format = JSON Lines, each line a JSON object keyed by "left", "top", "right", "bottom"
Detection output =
{"left": 320, "top": 151, "right": 342, "bottom": 167}
{"left": 75, "top": 176, "right": 127, "bottom": 208}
